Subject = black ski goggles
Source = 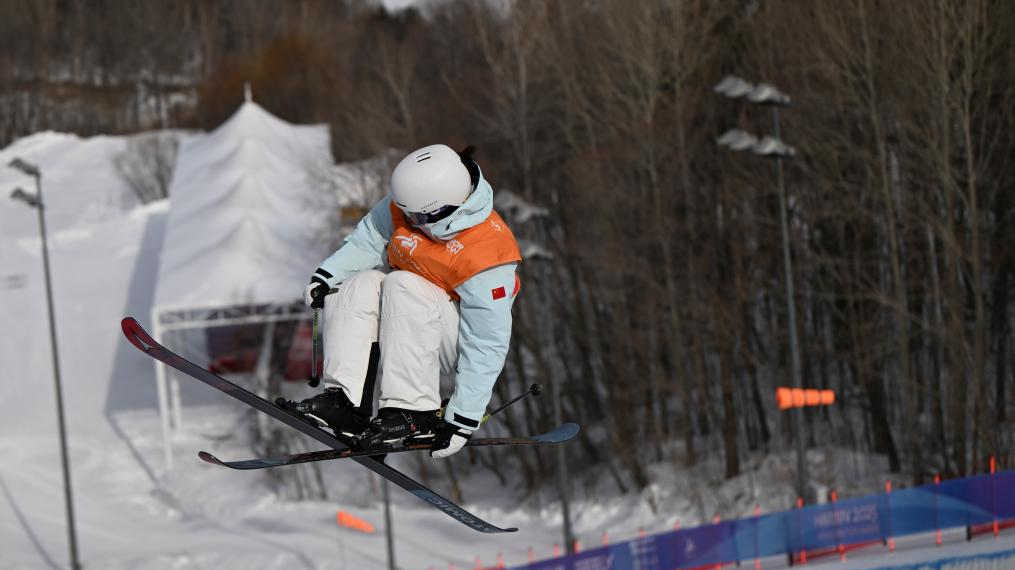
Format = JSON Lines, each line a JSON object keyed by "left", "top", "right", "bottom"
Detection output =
{"left": 404, "top": 204, "right": 459, "bottom": 226}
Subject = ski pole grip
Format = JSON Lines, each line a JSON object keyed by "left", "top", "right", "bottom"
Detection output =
{"left": 309, "top": 286, "right": 338, "bottom": 310}
{"left": 309, "top": 286, "right": 325, "bottom": 309}
{"left": 311, "top": 287, "right": 339, "bottom": 297}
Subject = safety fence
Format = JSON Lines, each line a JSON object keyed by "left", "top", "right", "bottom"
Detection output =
{"left": 511, "top": 469, "right": 1014, "bottom": 570}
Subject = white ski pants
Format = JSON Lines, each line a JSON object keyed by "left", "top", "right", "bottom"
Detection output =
{"left": 321, "top": 269, "right": 459, "bottom": 412}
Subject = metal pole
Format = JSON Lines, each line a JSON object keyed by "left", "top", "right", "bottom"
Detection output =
{"left": 33, "top": 174, "right": 82, "bottom": 570}
{"left": 773, "top": 107, "right": 808, "bottom": 503}
{"left": 484, "top": 383, "right": 540, "bottom": 421}
{"left": 152, "top": 313, "right": 174, "bottom": 470}
{"left": 170, "top": 371, "right": 183, "bottom": 432}
{"left": 382, "top": 479, "right": 396, "bottom": 570}
{"left": 552, "top": 376, "right": 574, "bottom": 553}
{"left": 309, "top": 308, "right": 320, "bottom": 387}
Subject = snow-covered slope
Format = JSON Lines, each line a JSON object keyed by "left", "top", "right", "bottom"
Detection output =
{"left": 2, "top": 130, "right": 1011, "bottom": 570}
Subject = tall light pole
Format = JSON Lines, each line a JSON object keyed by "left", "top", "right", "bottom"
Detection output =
{"left": 9, "top": 158, "right": 82, "bottom": 570}
{"left": 382, "top": 479, "right": 396, "bottom": 570}
{"left": 714, "top": 76, "right": 809, "bottom": 503}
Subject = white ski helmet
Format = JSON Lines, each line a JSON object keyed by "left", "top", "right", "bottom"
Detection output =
{"left": 390, "top": 144, "right": 473, "bottom": 226}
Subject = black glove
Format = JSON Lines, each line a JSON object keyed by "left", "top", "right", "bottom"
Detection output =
{"left": 304, "top": 268, "right": 333, "bottom": 309}
{"left": 430, "top": 420, "right": 473, "bottom": 458}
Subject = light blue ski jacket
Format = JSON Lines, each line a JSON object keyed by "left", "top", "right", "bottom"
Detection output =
{"left": 315, "top": 172, "right": 517, "bottom": 431}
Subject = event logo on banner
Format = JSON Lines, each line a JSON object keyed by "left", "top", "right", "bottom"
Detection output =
{"left": 797, "top": 495, "right": 884, "bottom": 549}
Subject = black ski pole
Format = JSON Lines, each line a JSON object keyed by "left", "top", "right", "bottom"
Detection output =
{"left": 307, "top": 287, "right": 338, "bottom": 388}
{"left": 483, "top": 383, "right": 541, "bottom": 423}
{"left": 308, "top": 308, "right": 321, "bottom": 387}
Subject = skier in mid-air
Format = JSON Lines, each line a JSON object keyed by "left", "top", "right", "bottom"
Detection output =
{"left": 279, "top": 144, "right": 521, "bottom": 458}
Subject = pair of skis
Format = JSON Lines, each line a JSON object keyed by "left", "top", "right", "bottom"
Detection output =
{"left": 121, "top": 317, "right": 577, "bottom": 533}
{"left": 200, "top": 423, "right": 579, "bottom": 470}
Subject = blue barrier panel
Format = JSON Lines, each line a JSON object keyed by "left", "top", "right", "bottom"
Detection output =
{"left": 781, "top": 493, "right": 886, "bottom": 552}
{"left": 937, "top": 474, "right": 995, "bottom": 529}
{"left": 522, "top": 541, "right": 653, "bottom": 570}
{"left": 966, "top": 473, "right": 999, "bottom": 525}
{"left": 890, "top": 486, "right": 944, "bottom": 537}
{"left": 638, "top": 536, "right": 671, "bottom": 570}
{"left": 511, "top": 470, "right": 1013, "bottom": 570}
{"left": 728, "top": 515, "right": 758, "bottom": 560}
{"left": 566, "top": 543, "right": 623, "bottom": 570}
{"left": 709, "top": 513, "right": 791, "bottom": 563}
{"left": 998, "top": 471, "right": 1014, "bottom": 519}
{"left": 669, "top": 519, "right": 735, "bottom": 567}
{"left": 800, "top": 493, "right": 886, "bottom": 549}
{"left": 752, "top": 512, "right": 790, "bottom": 558}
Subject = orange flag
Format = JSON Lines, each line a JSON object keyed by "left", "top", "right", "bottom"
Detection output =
{"left": 777, "top": 388, "right": 835, "bottom": 409}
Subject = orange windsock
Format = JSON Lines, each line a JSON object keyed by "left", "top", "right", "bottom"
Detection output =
{"left": 777, "top": 388, "right": 836, "bottom": 409}
{"left": 336, "top": 510, "right": 375, "bottom": 533}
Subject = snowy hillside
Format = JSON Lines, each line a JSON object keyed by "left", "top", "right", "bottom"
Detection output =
{"left": 2, "top": 127, "right": 1011, "bottom": 570}
{"left": 0, "top": 126, "right": 602, "bottom": 570}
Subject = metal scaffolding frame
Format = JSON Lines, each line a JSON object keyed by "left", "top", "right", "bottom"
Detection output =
{"left": 151, "top": 302, "right": 311, "bottom": 469}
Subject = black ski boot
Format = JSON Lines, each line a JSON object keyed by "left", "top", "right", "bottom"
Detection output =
{"left": 362, "top": 407, "right": 441, "bottom": 449}
{"left": 276, "top": 387, "right": 370, "bottom": 436}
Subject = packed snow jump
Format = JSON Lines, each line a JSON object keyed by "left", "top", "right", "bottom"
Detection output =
{"left": 122, "top": 143, "right": 580, "bottom": 533}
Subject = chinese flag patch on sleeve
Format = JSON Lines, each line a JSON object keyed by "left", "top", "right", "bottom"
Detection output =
{"left": 491, "top": 286, "right": 506, "bottom": 300}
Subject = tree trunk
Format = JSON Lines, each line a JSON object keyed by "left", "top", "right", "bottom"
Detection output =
{"left": 719, "top": 349, "right": 740, "bottom": 479}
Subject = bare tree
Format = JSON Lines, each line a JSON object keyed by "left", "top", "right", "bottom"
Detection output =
{"left": 114, "top": 132, "right": 180, "bottom": 204}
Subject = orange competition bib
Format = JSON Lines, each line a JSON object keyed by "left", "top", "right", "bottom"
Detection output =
{"left": 386, "top": 202, "right": 521, "bottom": 299}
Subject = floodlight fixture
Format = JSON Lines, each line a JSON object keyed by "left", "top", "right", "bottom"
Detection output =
{"left": 8, "top": 157, "right": 41, "bottom": 178}
{"left": 716, "top": 129, "right": 760, "bottom": 152}
{"left": 748, "top": 83, "right": 792, "bottom": 107}
{"left": 753, "top": 136, "right": 797, "bottom": 158}
{"left": 713, "top": 75, "right": 756, "bottom": 99}
{"left": 10, "top": 187, "right": 41, "bottom": 208}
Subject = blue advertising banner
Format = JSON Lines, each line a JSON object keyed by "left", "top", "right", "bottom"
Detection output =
{"left": 512, "top": 470, "right": 1014, "bottom": 570}
{"left": 792, "top": 493, "right": 885, "bottom": 550}
{"left": 998, "top": 472, "right": 1015, "bottom": 519}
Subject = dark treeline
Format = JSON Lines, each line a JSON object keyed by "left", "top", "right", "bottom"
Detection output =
{"left": 3, "top": 0, "right": 1013, "bottom": 502}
